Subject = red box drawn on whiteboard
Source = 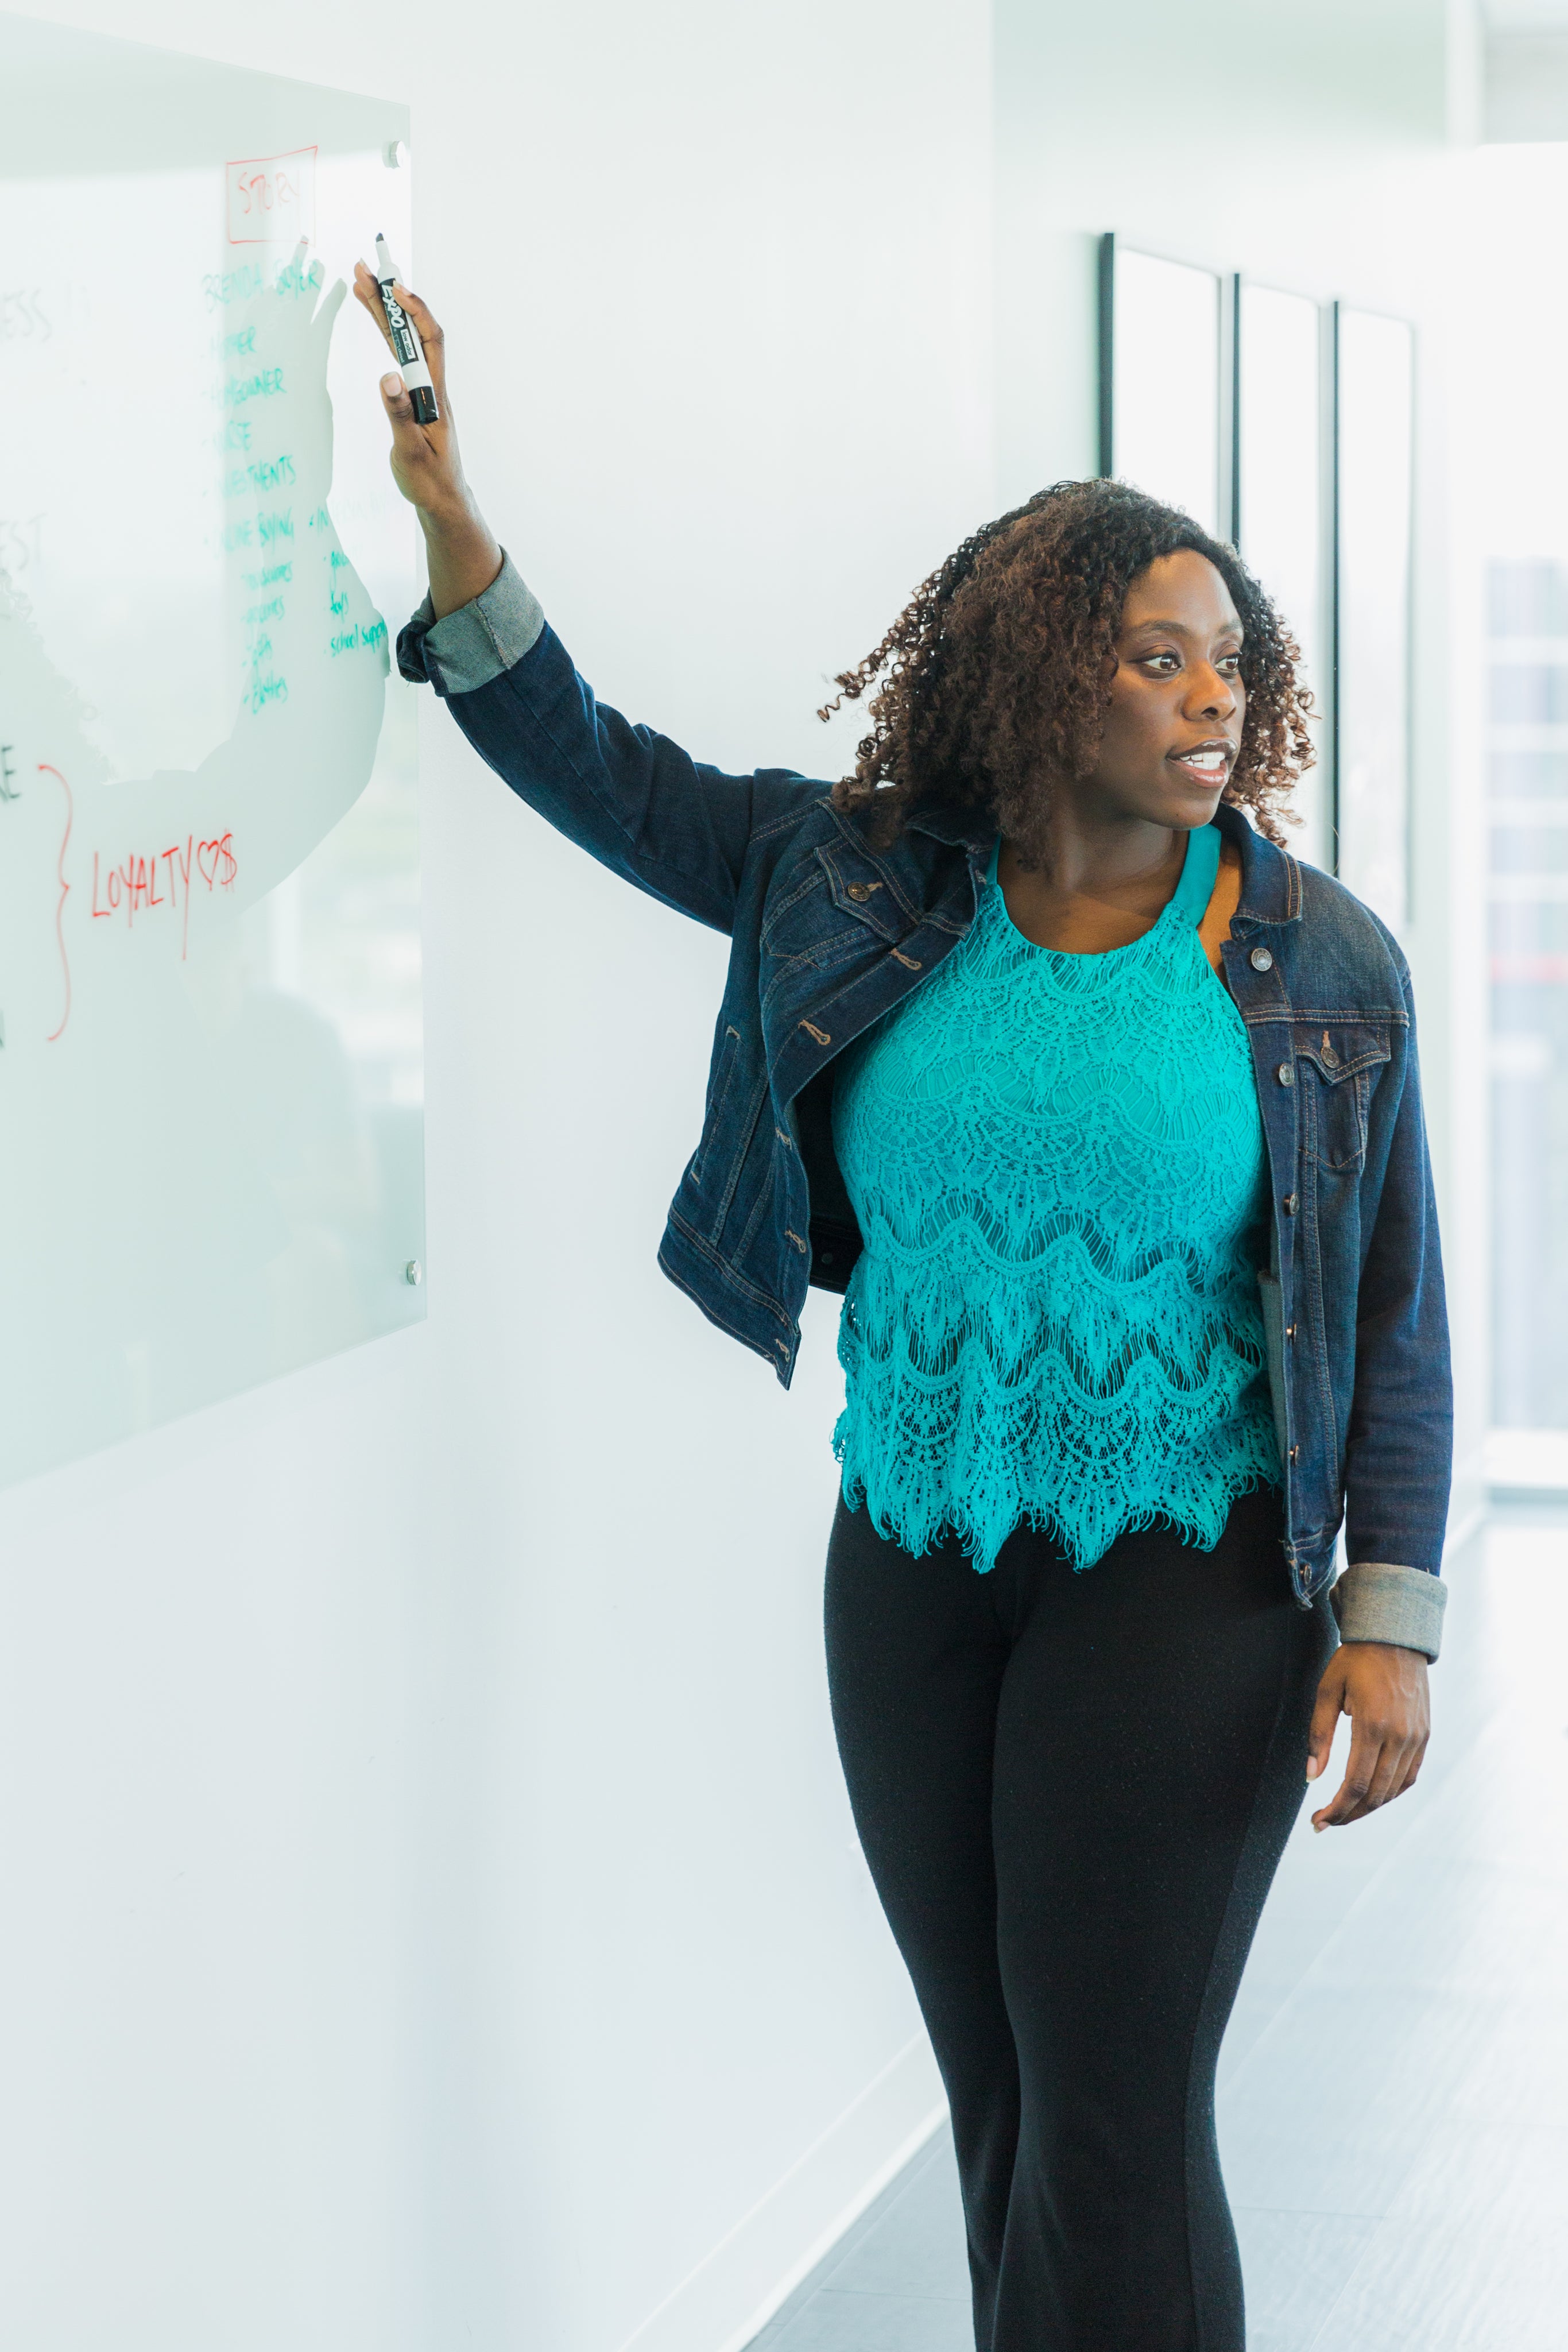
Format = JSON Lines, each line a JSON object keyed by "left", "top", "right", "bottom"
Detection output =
{"left": 226, "top": 147, "right": 317, "bottom": 245}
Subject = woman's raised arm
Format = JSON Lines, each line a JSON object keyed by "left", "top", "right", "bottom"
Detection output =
{"left": 351, "top": 269, "right": 819, "bottom": 938}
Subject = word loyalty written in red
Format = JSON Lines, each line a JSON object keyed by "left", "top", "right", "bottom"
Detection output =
{"left": 91, "top": 831, "right": 238, "bottom": 958}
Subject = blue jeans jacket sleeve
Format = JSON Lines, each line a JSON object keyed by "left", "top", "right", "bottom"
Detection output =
{"left": 399, "top": 554, "right": 815, "bottom": 938}
{"left": 1342, "top": 947, "right": 1453, "bottom": 1577}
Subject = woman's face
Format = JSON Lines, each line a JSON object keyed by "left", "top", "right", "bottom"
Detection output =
{"left": 1073, "top": 549, "right": 1246, "bottom": 830}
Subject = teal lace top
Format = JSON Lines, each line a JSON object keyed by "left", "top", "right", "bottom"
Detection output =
{"left": 831, "top": 823, "right": 1279, "bottom": 1574}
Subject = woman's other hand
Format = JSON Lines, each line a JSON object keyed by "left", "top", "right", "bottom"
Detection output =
{"left": 1306, "top": 1642, "right": 1430, "bottom": 1830}
{"left": 351, "top": 265, "right": 502, "bottom": 619}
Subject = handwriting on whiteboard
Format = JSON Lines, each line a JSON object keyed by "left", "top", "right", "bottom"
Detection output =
{"left": 224, "top": 148, "right": 316, "bottom": 246}
{"left": 9, "top": 775, "right": 246, "bottom": 1045}
{"left": 90, "top": 830, "right": 236, "bottom": 956}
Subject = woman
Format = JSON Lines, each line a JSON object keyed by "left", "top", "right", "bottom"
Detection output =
{"left": 355, "top": 272, "right": 1451, "bottom": 2351}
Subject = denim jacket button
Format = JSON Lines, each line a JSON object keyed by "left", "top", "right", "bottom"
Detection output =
{"left": 1283, "top": 1192, "right": 1299, "bottom": 1214}
{"left": 1277, "top": 1062, "right": 1294, "bottom": 1086}
{"left": 847, "top": 883, "right": 871, "bottom": 902}
{"left": 1250, "top": 946, "right": 1274, "bottom": 972}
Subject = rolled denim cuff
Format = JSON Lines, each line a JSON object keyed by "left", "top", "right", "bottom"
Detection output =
{"left": 396, "top": 550, "right": 544, "bottom": 697}
{"left": 1331, "top": 1561, "right": 1447, "bottom": 1662}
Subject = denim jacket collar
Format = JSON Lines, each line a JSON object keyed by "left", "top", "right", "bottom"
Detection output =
{"left": 902, "top": 802, "right": 996, "bottom": 854}
{"left": 1214, "top": 802, "right": 1303, "bottom": 931}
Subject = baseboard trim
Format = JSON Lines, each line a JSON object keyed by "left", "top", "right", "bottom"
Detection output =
{"left": 615, "top": 2032, "right": 947, "bottom": 2352}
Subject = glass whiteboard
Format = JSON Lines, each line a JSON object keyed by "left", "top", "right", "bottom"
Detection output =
{"left": 0, "top": 17, "right": 425, "bottom": 1487}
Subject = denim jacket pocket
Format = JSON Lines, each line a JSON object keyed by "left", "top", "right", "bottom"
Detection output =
{"left": 763, "top": 862, "right": 892, "bottom": 975}
{"left": 1295, "top": 1020, "right": 1391, "bottom": 1173}
{"left": 815, "top": 843, "right": 913, "bottom": 939}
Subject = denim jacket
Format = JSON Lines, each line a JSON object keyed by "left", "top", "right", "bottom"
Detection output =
{"left": 400, "top": 557, "right": 1453, "bottom": 1658}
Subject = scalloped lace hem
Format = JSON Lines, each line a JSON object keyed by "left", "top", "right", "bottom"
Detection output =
{"left": 834, "top": 1410, "right": 1281, "bottom": 1575}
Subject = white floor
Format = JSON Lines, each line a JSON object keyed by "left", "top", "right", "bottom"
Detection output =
{"left": 748, "top": 1511, "right": 1568, "bottom": 2350}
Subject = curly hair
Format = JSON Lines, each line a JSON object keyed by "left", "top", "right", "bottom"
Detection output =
{"left": 823, "top": 478, "right": 1313, "bottom": 861}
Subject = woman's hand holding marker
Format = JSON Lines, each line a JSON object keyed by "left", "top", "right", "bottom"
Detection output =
{"left": 351, "top": 261, "right": 502, "bottom": 620}
{"left": 371, "top": 237, "right": 440, "bottom": 423}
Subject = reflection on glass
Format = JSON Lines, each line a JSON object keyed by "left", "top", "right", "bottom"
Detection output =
{"left": 1335, "top": 306, "right": 1414, "bottom": 932}
{"left": 1487, "top": 560, "right": 1568, "bottom": 1428}
{"left": 1238, "top": 283, "right": 1329, "bottom": 871}
{"left": 1111, "top": 248, "right": 1220, "bottom": 536}
{"left": 0, "top": 18, "right": 424, "bottom": 1487}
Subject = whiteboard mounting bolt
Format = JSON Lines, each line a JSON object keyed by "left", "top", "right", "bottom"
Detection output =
{"left": 384, "top": 138, "right": 408, "bottom": 171}
{"left": 404, "top": 1259, "right": 423, "bottom": 1286}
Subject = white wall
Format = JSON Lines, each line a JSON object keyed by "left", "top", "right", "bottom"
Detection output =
{"left": 0, "top": 6, "right": 1483, "bottom": 2351}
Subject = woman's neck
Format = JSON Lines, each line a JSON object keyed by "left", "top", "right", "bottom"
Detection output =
{"left": 997, "top": 811, "right": 1187, "bottom": 955}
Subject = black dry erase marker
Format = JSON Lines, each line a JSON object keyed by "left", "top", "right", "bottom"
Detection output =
{"left": 373, "top": 235, "right": 439, "bottom": 424}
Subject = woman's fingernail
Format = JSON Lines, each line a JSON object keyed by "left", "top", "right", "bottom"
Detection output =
{"left": 381, "top": 373, "right": 404, "bottom": 397}
{"left": 1305, "top": 1756, "right": 1320, "bottom": 1780}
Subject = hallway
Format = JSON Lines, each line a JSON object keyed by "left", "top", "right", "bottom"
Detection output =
{"left": 748, "top": 1514, "right": 1568, "bottom": 2350}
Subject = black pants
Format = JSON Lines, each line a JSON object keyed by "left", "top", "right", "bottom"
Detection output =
{"left": 824, "top": 1485, "right": 1335, "bottom": 2352}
